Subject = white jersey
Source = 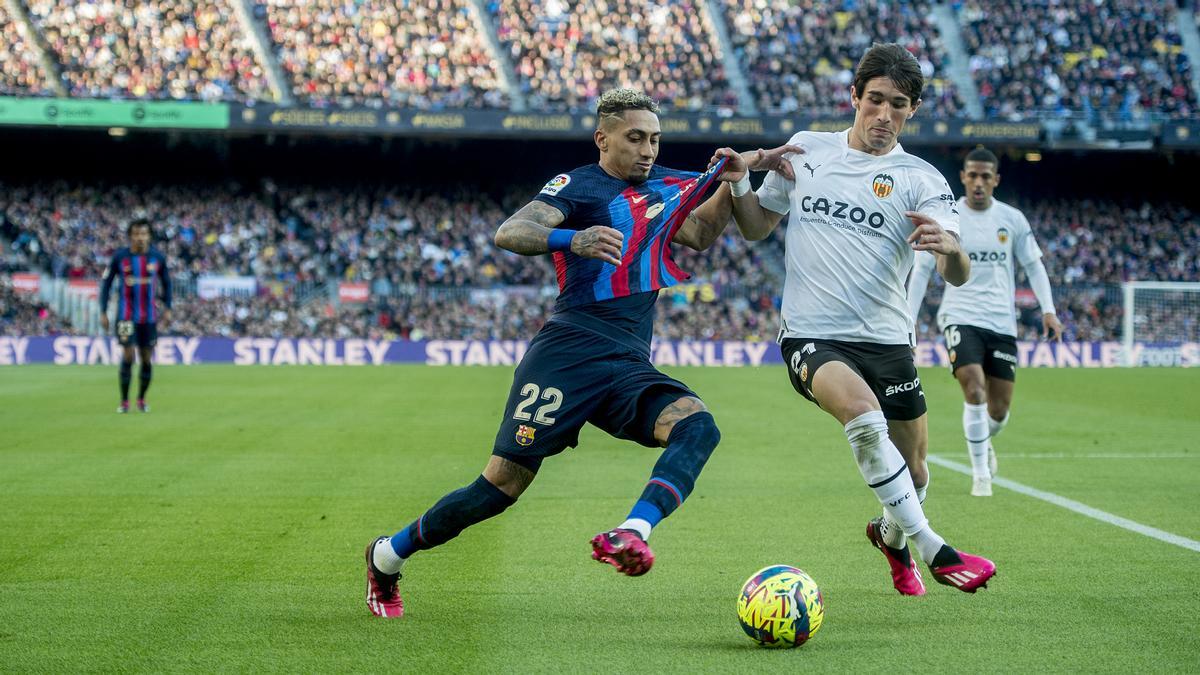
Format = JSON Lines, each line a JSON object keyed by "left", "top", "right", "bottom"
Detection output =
{"left": 912, "top": 198, "right": 1043, "bottom": 337}
{"left": 757, "top": 129, "right": 960, "bottom": 345}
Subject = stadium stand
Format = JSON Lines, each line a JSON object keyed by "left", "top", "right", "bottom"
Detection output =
{"left": 0, "top": 276, "right": 71, "bottom": 336}
{"left": 959, "top": 0, "right": 1196, "bottom": 120}
{"left": 5, "top": 173, "right": 1196, "bottom": 341}
{"left": 722, "top": 0, "right": 963, "bottom": 116}
{"left": 263, "top": 0, "right": 508, "bottom": 108}
{"left": 24, "top": 0, "right": 271, "bottom": 101}
{"left": 0, "top": 4, "right": 54, "bottom": 96}
{"left": 490, "top": 0, "right": 738, "bottom": 112}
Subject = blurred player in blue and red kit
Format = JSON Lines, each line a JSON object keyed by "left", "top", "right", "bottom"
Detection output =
{"left": 99, "top": 218, "right": 172, "bottom": 414}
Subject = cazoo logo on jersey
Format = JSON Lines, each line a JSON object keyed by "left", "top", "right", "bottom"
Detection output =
{"left": 799, "top": 195, "right": 887, "bottom": 229}
{"left": 968, "top": 250, "right": 1008, "bottom": 263}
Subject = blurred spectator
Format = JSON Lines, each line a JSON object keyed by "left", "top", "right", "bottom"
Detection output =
{"left": 0, "top": 276, "right": 72, "bottom": 335}
{"left": 265, "top": 0, "right": 507, "bottom": 108}
{"left": 0, "top": 4, "right": 55, "bottom": 95}
{"left": 960, "top": 0, "right": 1195, "bottom": 120}
{"left": 724, "top": 0, "right": 963, "bottom": 117}
{"left": 492, "top": 0, "right": 738, "bottom": 113}
{"left": 26, "top": 0, "right": 271, "bottom": 101}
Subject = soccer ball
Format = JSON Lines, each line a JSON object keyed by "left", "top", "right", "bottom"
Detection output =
{"left": 736, "top": 565, "right": 824, "bottom": 648}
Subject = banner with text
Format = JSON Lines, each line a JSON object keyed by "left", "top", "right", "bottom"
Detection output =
{"left": 230, "top": 106, "right": 1043, "bottom": 146}
{"left": 1, "top": 337, "right": 1196, "bottom": 367}
{"left": 0, "top": 97, "right": 229, "bottom": 129}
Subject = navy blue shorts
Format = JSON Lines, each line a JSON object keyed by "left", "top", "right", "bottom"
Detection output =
{"left": 116, "top": 321, "right": 157, "bottom": 349}
{"left": 493, "top": 321, "right": 696, "bottom": 469}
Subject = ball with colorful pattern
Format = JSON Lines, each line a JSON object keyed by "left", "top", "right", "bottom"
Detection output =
{"left": 736, "top": 565, "right": 824, "bottom": 648}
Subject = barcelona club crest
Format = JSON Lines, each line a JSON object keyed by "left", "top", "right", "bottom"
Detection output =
{"left": 997, "top": 227, "right": 1009, "bottom": 244}
{"left": 871, "top": 173, "right": 894, "bottom": 199}
{"left": 515, "top": 424, "right": 536, "bottom": 447}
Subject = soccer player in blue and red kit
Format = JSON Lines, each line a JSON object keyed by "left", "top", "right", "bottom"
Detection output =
{"left": 363, "top": 89, "right": 802, "bottom": 617}
{"left": 99, "top": 219, "right": 172, "bottom": 414}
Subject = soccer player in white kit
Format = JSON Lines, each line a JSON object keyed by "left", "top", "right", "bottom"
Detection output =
{"left": 907, "top": 147, "right": 1062, "bottom": 497}
{"left": 713, "top": 43, "right": 996, "bottom": 595}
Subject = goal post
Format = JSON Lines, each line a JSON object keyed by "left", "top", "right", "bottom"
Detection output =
{"left": 1121, "top": 281, "right": 1200, "bottom": 367}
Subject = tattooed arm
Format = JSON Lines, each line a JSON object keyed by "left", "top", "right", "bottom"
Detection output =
{"left": 673, "top": 183, "right": 732, "bottom": 252}
{"left": 495, "top": 200, "right": 625, "bottom": 266}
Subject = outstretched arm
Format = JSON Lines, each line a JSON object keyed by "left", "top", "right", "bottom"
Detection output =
{"left": 674, "top": 144, "right": 802, "bottom": 250}
{"left": 495, "top": 200, "right": 625, "bottom": 266}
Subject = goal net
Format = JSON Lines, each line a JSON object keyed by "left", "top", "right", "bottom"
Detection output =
{"left": 1121, "top": 281, "right": 1200, "bottom": 366}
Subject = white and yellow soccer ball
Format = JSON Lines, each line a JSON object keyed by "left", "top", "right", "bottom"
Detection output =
{"left": 736, "top": 565, "right": 824, "bottom": 648}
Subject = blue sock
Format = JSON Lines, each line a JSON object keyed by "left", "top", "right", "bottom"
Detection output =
{"left": 389, "top": 475, "right": 516, "bottom": 559}
{"left": 630, "top": 411, "right": 720, "bottom": 528}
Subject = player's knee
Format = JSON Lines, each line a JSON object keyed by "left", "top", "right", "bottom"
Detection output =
{"left": 908, "top": 462, "right": 929, "bottom": 490}
{"left": 485, "top": 454, "right": 539, "bottom": 500}
{"left": 963, "top": 385, "right": 986, "bottom": 404}
{"left": 989, "top": 402, "right": 1010, "bottom": 422}
{"left": 667, "top": 411, "right": 721, "bottom": 459}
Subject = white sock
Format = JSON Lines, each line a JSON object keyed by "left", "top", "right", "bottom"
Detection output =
{"left": 963, "top": 403, "right": 991, "bottom": 479}
{"left": 845, "top": 411, "right": 944, "bottom": 562}
{"left": 916, "top": 474, "right": 928, "bottom": 504}
{"left": 373, "top": 538, "right": 406, "bottom": 575}
{"left": 619, "top": 518, "right": 652, "bottom": 541}
{"left": 909, "top": 528, "right": 947, "bottom": 565}
{"left": 988, "top": 412, "right": 1009, "bottom": 438}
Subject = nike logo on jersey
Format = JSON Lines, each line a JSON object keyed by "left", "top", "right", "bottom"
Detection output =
{"left": 631, "top": 194, "right": 647, "bottom": 204}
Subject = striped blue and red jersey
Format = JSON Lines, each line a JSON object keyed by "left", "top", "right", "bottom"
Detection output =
{"left": 100, "top": 247, "right": 172, "bottom": 323}
{"left": 532, "top": 160, "right": 724, "bottom": 349}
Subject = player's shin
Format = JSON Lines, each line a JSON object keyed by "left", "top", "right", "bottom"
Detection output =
{"left": 374, "top": 475, "right": 517, "bottom": 575}
{"left": 846, "top": 411, "right": 945, "bottom": 564}
{"left": 138, "top": 362, "right": 152, "bottom": 399}
{"left": 118, "top": 360, "right": 133, "bottom": 401}
{"left": 621, "top": 412, "right": 720, "bottom": 540}
{"left": 964, "top": 403, "right": 991, "bottom": 478}
{"left": 988, "top": 412, "right": 1009, "bottom": 438}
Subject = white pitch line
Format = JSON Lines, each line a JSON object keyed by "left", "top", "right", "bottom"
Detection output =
{"left": 927, "top": 454, "right": 1200, "bottom": 553}
{"left": 997, "top": 453, "right": 1195, "bottom": 460}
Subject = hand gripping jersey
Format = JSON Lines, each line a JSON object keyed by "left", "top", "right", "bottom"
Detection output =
{"left": 757, "top": 130, "right": 959, "bottom": 345}
{"left": 912, "top": 197, "right": 1044, "bottom": 337}
{"left": 535, "top": 159, "right": 725, "bottom": 310}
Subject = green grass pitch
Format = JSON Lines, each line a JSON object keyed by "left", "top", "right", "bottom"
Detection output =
{"left": 1, "top": 365, "right": 1198, "bottom": 672}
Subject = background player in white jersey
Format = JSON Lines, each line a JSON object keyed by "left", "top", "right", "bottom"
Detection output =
{"left": 907, "top": 147, "right": 1062, "bottom": 497}
{"left": 711, "top": 43, "right": 996, "bottom": 596}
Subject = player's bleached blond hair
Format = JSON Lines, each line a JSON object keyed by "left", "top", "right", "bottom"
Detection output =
{"left": 596, "top": 88, "right": 659, "bottom": 126}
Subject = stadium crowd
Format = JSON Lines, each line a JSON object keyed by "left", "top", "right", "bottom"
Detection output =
{"left": 264, "top": 0, "right": 508, "bottom": 108}
{"left": 1, "top": 0, "right": 1196, "bottom": 120}
{"left": 490, "top": 0, "right": 738, "bottom": 113}
{"left": 25, "top": 0, "right": 271, "bottom": 101}
{"left": 959, "top": 0, "right": 1196, "bottom": 120}
{"left": 723, "top": 0, "right": 963, "bottom": 116}
{"left": 0, "top": 3, "right": 53, "bottom": 96}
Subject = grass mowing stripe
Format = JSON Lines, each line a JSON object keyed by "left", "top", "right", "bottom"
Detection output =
{"left": 928, "top": 454, "right": 1200, "bottom": 553}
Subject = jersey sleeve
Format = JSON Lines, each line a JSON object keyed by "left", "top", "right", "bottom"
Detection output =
{"left": 531, "top": 170, "right": 585, "bottom": 222}
{"left": 1013, "top": 210, "right": 1044, "bottom": 266}
{"left": 755, "top": 168, "right": 792, "bottom": 215}
{"left": 912, "top": 169, "right": 960, "bottom": 238}
{"left": 99, "top": 253, "right": 119, "bottom": 312}
{"left": 754, "top": 133, "right": 804, "bottom": 215}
